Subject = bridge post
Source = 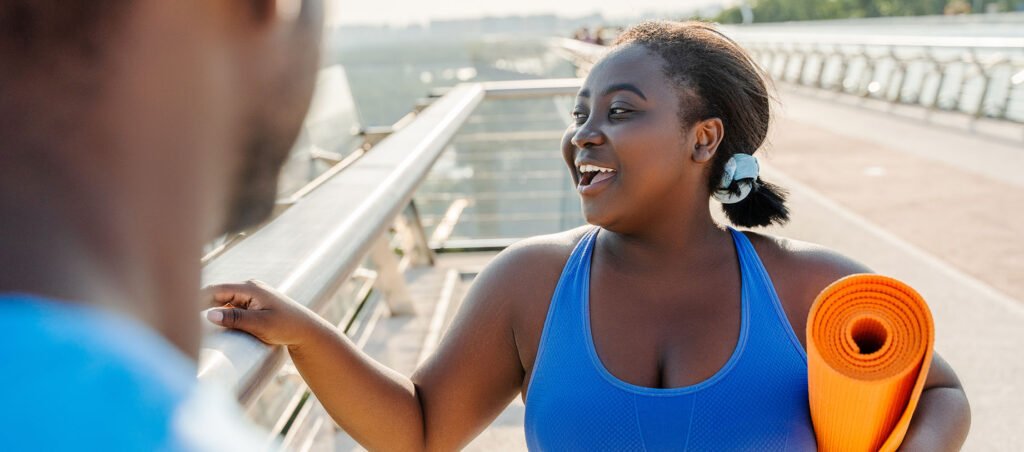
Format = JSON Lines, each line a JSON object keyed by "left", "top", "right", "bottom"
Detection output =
{"left": 369, "top": 234, "right": 417, "bottom": 316}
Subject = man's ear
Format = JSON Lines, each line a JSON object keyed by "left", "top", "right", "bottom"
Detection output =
{"left": 242, "top": 0, "right": 302, "bottom": 26}
{"left": 276, "top": 0, "right": 303, "bottom": 22}
{"left": 691, "top": 117, "right": 724, "bottom": 164}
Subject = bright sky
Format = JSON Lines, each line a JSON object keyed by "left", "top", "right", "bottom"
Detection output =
{"left": 328, "top": 0, "right": 721, "bottom": 26}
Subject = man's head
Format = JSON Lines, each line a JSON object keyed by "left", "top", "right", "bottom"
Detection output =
{"left": 0, "top": 0, "right": 324, "bottom": 237}
{"left": 0, "top": 0, "right": 325, "bottom": 355}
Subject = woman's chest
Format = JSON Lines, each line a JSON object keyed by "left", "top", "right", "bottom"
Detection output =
{"left": 516, "top": 258, "right": 811, "bottom": 399}
{"left": 585, "top": 272, "right": 745, "bottom": 389}
{"left": 520, "top": 264, "right": 745, "bottom": 393}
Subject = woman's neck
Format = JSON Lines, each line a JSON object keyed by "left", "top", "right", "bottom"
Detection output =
{"left": 598, "top": 202, "right": 731, "bottom": 275}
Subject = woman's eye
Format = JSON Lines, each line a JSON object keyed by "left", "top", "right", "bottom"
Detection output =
{"left": 572, "top": 111, "right": 588, "bottom": 124}
{"left": 609, "top": 107, "right": 632, "bottom": 116}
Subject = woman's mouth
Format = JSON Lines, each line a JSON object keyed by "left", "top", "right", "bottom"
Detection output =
{"left": 577, "top": 163, "right": 617, "bottom": 195}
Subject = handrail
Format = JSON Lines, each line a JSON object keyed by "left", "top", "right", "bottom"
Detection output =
{"left": 724, "top": 31, "right": 1024, "bottom": 51}
{"left": 556, "top": 31, "right": 1024, "bottom": 52}
{"left": 480, "top": 78, "right": 583, "bottom": 98}
{"left": 198, "top": 83, "right": 485, "bottom": 403}
{"left": 731, "top": 11, "right": 1024, "bottom": 27}
{"left": 554, "top": 33, "right": 1024, "bottom": 125}
{"left": 197, "top": 78, "right": 586, "bottom": 411}
{"left": 734, "top": 35, "right": 1024, "bottom": 124}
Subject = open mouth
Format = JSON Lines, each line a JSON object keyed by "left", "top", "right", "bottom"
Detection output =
{"left": 577, "top": 163, "right": 617, "bottom": 188}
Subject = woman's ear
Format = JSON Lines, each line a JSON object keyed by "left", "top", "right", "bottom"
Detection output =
{"left": 691, "top": 117, "right": 724, "bottom": 164}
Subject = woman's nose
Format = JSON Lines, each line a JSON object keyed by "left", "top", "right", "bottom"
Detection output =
{"left": 571, "top": 120, "right": 606, "bottom": 149}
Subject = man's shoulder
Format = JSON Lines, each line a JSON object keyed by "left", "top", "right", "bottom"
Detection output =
{"left": 0, "top": 296, "right": 199, "bottom": 449}
{"left": 0, "top": 295, "right": 197, "bottom": 391}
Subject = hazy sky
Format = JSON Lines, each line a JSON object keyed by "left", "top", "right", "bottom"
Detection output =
{"left": 328, "top": 0, "right": 722, "bottom": 25}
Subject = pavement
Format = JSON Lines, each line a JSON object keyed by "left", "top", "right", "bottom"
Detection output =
{"left": 755, "top": 85, "right": 1024, "bottom": 451}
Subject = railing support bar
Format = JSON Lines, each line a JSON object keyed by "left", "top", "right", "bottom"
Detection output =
{"left": 369, "top": 234, "right": 416, "bottom": 316}
{"left": 402, "top": 201, "right": 436, "bottom": 267}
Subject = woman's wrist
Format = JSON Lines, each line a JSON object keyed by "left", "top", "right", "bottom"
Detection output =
{"left": 286, "top": 315, "right": 340, "bottom": 356}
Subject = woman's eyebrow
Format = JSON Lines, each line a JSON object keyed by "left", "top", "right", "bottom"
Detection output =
{"left": 577, "top": 83, "right": 648, "bottom": 101}
{"left": 603, "top": 83, "right": 647, "bottom": 100}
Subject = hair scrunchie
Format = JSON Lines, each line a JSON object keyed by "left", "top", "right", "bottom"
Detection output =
{"left": 713, "top": 153, "right": 759, "bottom": 204}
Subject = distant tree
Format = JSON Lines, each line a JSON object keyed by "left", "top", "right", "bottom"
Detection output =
{"left": 709, "top": 0, "right": 1013, "bottom": 23}
{"left": 714, "top": 6, "right": 745, "bottom": 24}
{"left": 944, "top": 0, "right": 971, "bottom": 14}
{"left": 991, "top": 0, "right": 1024, "bottom": 12}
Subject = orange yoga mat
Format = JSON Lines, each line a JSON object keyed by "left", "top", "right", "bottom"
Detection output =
{"left": 806, "top": 274, "right": 934, "bottom": 452}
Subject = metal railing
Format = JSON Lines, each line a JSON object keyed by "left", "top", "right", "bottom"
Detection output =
{"left": 548, "top": 37, "right": 607, "bottom": 76}
{"left": 198, "top": 30, "right": 1023, "bottom": 448}
{"left": 197, "top": 78, "right": 582, "bottom": 449}
{"left": 733, "top": 32, "right": 1024, "bottom": 123}
{"left": 554, "top": 33, "right": 1024, "bottom": 125}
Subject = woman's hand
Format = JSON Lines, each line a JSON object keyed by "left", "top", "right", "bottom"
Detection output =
{"left": 204, "top": 279, "right": 329, "bottom": 349}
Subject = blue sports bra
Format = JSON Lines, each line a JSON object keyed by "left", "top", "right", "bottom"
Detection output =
{"left": 524, "top": 227, "right": 817, "bottom": 451}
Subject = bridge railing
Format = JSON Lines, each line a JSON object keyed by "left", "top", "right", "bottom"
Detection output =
{"left": 553, "top": 33, "right": 1024, "bottom": 124}
{"left": 198, "top": 78, "right": 581, "bottom": 449}
{"left": 733, "top": 32, "right": 1024, "bottom": 123}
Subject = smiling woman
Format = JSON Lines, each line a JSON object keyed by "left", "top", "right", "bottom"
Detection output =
{"left": 206, "top": 20, "right": 970, "bottom": 452}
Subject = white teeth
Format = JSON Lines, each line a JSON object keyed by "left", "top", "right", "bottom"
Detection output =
{"left": 577, "top": 164, "right": 616, "bottom": 173}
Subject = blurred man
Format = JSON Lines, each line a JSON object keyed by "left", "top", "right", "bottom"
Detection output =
{"left": 0, "top": 0, "right": 324, "bottom": 448}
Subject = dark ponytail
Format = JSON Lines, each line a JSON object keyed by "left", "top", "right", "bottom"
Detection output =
{"left": 720, "top": 177, "right": 789, "bottom": 227}
{"left": 613, "top": 21, "right": 790, "bottom": 228}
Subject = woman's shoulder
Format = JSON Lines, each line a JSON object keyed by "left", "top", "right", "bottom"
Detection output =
{"left": 469, "top": 226, "right": 594, "bottom": 363}
{"left": 478, "top": 226, "right": 593, "bottom": 294}
{"left": 740, "top": 230, "right": 871, "bottom": 275}
{"left": 507, "top": 226, "right": 594, "bottom": 257}
{"left": 739, "top": 230, "right": 873, "bottom": 340}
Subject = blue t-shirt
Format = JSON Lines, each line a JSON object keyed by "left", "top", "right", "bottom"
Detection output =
{"left": 0, "top": 295, "right": 263, "bottom": 451}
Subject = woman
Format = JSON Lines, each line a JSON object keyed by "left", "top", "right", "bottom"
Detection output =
{"left": 206, "top": 21, "right": 971, "bottom": 451}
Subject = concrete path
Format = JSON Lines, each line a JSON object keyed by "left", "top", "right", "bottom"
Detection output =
{"left": 758, "top": 85, "right": 1024, "bottom": 451}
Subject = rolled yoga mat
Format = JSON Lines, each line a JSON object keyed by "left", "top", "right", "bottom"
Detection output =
{"left": 806, "top": 274, "right": 934, "bottom": 452}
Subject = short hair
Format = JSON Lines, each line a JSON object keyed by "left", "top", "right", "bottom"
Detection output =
{"left": 1, "top": 1, "right": 131, "bottom": 173}
{"left": 0, "top": 1, "right": 130, "bottom": 69}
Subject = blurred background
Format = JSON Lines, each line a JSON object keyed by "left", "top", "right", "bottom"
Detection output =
{"left": 200, "top": 1, "right": 1024, "bottom": 450}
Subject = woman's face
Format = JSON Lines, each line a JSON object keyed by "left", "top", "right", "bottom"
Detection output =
{"left": 562, "top": 44, "right": 707, "bottom": 231}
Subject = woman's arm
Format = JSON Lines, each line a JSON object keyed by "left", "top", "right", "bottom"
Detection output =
{"left": 207, "top": 280, "right": 432, "bottom": 451}
{"left": 898, "top": 353, "right": 971, "bottom": 451}
{"left": 206, "top": 236, "right": 570, "bottom": 451}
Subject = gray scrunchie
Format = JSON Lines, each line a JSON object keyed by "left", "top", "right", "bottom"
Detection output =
{"left": 712, "top": 154, "right": 759, "bottom": 204}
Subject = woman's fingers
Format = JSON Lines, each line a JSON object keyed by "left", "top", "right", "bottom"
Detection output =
{"left": 201, "top": 279, "right": 306, "bottom": 345}
{"left": 206, "top": 307, "right": 260, "bottom": 330}
{"left": 206, "top": 307, "right": 274, "bottom": 343}
{"left": 202, "top": 280, "right": 273, "bottom": 309}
